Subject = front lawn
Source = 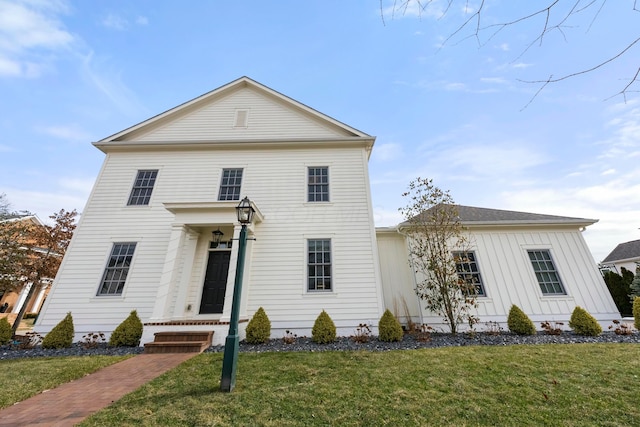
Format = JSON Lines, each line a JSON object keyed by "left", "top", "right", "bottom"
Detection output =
{"left": 81, "top": 344, "right": 640, "bottom": 426}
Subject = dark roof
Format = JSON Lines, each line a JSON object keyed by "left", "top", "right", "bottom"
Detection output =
{"left": 602, "top": 239, "right": 640, "bottom": 263}
{"left": 401, "top": 205, "right": 597, "bottom": 227}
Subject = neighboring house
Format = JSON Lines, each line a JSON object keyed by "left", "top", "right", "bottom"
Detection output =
{"left": 36, "top": 77, "right": 385, "bottom": 345}
{"left": 600, "top": 239, "right": 640, "bottom": 275}
{"left": 377, "top": 205, "right": 620, "bottom": 330}
{"left": 0, "top": 215, "right": 52, "bottom": 317}
{"left": 35, "top": 77, "right": 619, "bottom": 344}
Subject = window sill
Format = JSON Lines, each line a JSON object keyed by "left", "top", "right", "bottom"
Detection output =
{"left": 303, "top": 291, "right": 337, "bottom": 297}
{"left": 303, "top": 202, "right": 334, "bottom": 207}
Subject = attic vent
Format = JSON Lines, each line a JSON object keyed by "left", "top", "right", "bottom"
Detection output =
{"left": 234, "top": 109, "right": 249, "bottom": 128}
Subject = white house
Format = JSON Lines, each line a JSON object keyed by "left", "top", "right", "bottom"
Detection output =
{"left": 36, "top": 77, "right": 385, "bottom": 345}
{"left": 36, "top": 77, "right": 619, "bottom": 345}
{"left": 377, "top": 205, "right": 620, "bottom": 331}
{"left": 600, "top": 239, "right": 640, "bottom": 275}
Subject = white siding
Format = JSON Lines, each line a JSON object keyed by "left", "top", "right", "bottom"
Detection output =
{"left": 127, "top": 87, "right": 349, "bottom": 142}
{"left": 38, "top": 144, "right": 384, "bottom": 336}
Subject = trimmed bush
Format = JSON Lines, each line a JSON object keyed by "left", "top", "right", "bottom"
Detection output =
{"left": 312, "top": 310, "right": 336, "bottom": 344}
{"left": 245, "top": 307, "right": 271, "bottom": 344}
{"left": 109, "top": 310, "right": 143, "bottom": 347}
{"left": 634, "top": 297, "right": 640, "bottom": 331}
{"left": 569, "top": 306, "right": 602, "bottom": 336}
{"left": 378, "top": 309, "right": 403, "bottom": 342}
{"left": 0, "top": 317, "right": 12, "bottom": 345}
{"left": 41, "top": 312, "right": 74, "bottom": 349}
{"left": 507, "top": 305, "right": 536, "bottom": 335}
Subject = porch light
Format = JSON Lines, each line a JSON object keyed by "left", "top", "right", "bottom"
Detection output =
{"left": 212, "top": 228, "right": 224, "bottom": 246}
{"left": 236, "top": 196, "right": 255, "bottom": 224}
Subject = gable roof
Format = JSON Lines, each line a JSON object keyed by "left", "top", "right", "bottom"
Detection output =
{"left": 96, "top": 76, "right": 371, "bottom": 145}
{"left": 400, "top": 205, "right": 597, "bottom": 228}
{"left": 601, "top": 239, "right": 640, "bottom": 263}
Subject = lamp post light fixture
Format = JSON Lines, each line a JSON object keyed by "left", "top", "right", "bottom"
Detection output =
{"left": 212, "top": 228, "right": 224, "bottom": 247}
{"left": 220, "top": 196, "right": 255, "bottom": 392}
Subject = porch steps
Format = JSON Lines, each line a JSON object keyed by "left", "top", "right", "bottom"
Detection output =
{"left": 143, "top": 331, "right": 213, "bottom": 354}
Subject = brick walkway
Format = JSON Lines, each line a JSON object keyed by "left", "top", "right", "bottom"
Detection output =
{"left": 0, "top": 353, "right": 198, "bottom": 427}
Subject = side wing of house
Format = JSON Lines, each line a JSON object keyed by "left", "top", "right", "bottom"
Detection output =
{"left": 36, "top": 77, "right": 385, "bottom": 343}
{"left": 377, "top": 206, "right": 620, "bottom": 331}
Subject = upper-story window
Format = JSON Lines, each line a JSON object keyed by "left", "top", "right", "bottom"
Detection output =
{"left": 127, "top": 170, "right": 158, "bottom": 206}
{"left": 218, "top": 168, "right": 243, "bottom": 201}
{"left": 452, "top": 251, "right": 486, "bottom": 297}
{"left": 308, "top": 167, "right": 329, "bottom": 202}
{"left": 527, "top": 250, "right": 566, "bottom": 295}
{"left": 97, "top": 242, "right": 136, "bottom": 296}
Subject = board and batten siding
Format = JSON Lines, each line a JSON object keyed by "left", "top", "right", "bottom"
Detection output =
{"left": 37, "top": 143, "right": 384, "bottom": 336}
{"left": 376, "top": 226, "right": 619, "bottom": 332}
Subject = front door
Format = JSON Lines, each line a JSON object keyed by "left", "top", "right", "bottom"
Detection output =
{"left": 200, "top": 251, "right": 231, "bottom": 314}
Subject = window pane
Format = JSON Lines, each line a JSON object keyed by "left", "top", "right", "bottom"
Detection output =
{"left": 218, "top": 169, "right": 243, "bottom": 201}
{"left": 308, "top": 167, "right": 329, "bottom": 202}
{"left": 527, "top": 250, "right": 566, "bottom": 295}
{"left": 308, "top": 239, "right": 332, "bottom": 291}
{"left": 127, "top": 170, "right": 158, "bottom": 206}
{"left": 452, "top": 251, "right": 486, "bottom": 296}
{"left": 98, "top": 243, "right": 136, "bottom": 296}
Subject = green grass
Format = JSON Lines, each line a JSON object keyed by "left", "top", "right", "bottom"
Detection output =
{"left": 0, "top": 355, "right": 132, "bottom": 409}
{"left": 79, "top": 344, "right": 640, "bottom": 426}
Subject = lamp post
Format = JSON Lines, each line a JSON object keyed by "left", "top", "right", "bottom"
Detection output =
{"left": 220, "top": 196, "right": 255, "bottom": 392}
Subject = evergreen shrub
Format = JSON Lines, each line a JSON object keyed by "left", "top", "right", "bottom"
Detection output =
{"left": 0, "top": 317, "right": 12, "bottom": 345}
{"left": 378, "top": 309, "right": 403, "bottom": 342}
{"left": 41, "top": 312, "right": 74, "bottom": 349}
{"left": 312, "top": 310, "right": 336, "bottom": 344}
{"left": 633, "top": 297, "right": 640, "bottom": 331}
{"left": 245, "top": 307, "right": 271, "bottom": 344}
{"left": 507, "top": 305, "right": 536, "bottom": 335}
{"left": 569, "top": 306, "right": 602, "bottom": 336}
{"left": 109, "top": 310, "right": 143, "bottom": 347}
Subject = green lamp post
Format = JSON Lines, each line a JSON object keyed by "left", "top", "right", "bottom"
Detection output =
{"left": 220, "top": 196, "right": 255, "bottom": 392}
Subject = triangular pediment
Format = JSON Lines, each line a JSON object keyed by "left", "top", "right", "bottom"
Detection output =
{"left": 99, "top": 77, "right": 370, "bottom": 144}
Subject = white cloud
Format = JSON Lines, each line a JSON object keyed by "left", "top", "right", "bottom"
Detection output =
{"left": 102, "top": 13, "right": 128, "bottom": 31}
{"left": 0, "top": 0, "right": 74, "bottom": 78}
{"left": 136, "top": 16, "right": 149, "bottom": 26}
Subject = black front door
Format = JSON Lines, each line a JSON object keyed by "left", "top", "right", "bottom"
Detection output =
{"left": 200, "top": 251, "right": 231, "bottom": 314}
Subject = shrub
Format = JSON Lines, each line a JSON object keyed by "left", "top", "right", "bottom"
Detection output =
{"left": 378, "top": 309, "right": 403, "bottom": 342}
{"left": 245, "top": 307, "right": 271, "bottom": 344}
{"left": 633, "top": 297, "right": 640, "bottom": 331}
{"left": 569, "top": 306, "right": 602, "bottom": 336}
{"left": 312, "top": 310, "right": 336, "bottom": 344}
{"left": 0, "top": 317, "right": 12, "bottom": 345}
{"left": 109, "top": 310, "right": 143, "bottom": 347}
{"left": 352, "top": 323, "right": 372, "bottom": 343}
{"left": 507, "top": 305, "right": 536, "bottom": 335}
{"left": 41, "top": 312, "right": 74, "bottom": 349}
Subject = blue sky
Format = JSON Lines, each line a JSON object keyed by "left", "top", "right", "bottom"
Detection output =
{"left": 1, "top": 0, "right": 639, "bottom": 261}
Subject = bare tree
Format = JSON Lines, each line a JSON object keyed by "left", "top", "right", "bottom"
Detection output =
{"left": 399, "top": 177, "right": 478, "bottom": 334}
{"left": 382, "top": 0, "right": 640, "bottom": 104}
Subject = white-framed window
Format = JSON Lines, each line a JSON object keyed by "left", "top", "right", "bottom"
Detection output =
{"left": 308, "top": 167, "right": 329, "bottom": 202}
{"left": 218, "top": 168, "right": 243, "bottom": 201}
{"left": 308, "top": 239, "right": 332, "bottom": 291}
{"left": 453, "top": 251, "right": 486, "bottom": 297}
{"left": 527, "top": 249, "right": 566, "bottom": 295}
{"left": 127, "top": 170, "right": 158, "bottom": 206}
{"left": 97, "top": 243, "right": 136, "bottom": 296}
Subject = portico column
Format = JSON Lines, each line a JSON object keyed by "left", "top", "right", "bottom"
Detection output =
{"left": 150, "top": 224, "right": 191, "bottom": 321}
{"left": 172, "top": 229, "right": 200, "bottom": 319}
